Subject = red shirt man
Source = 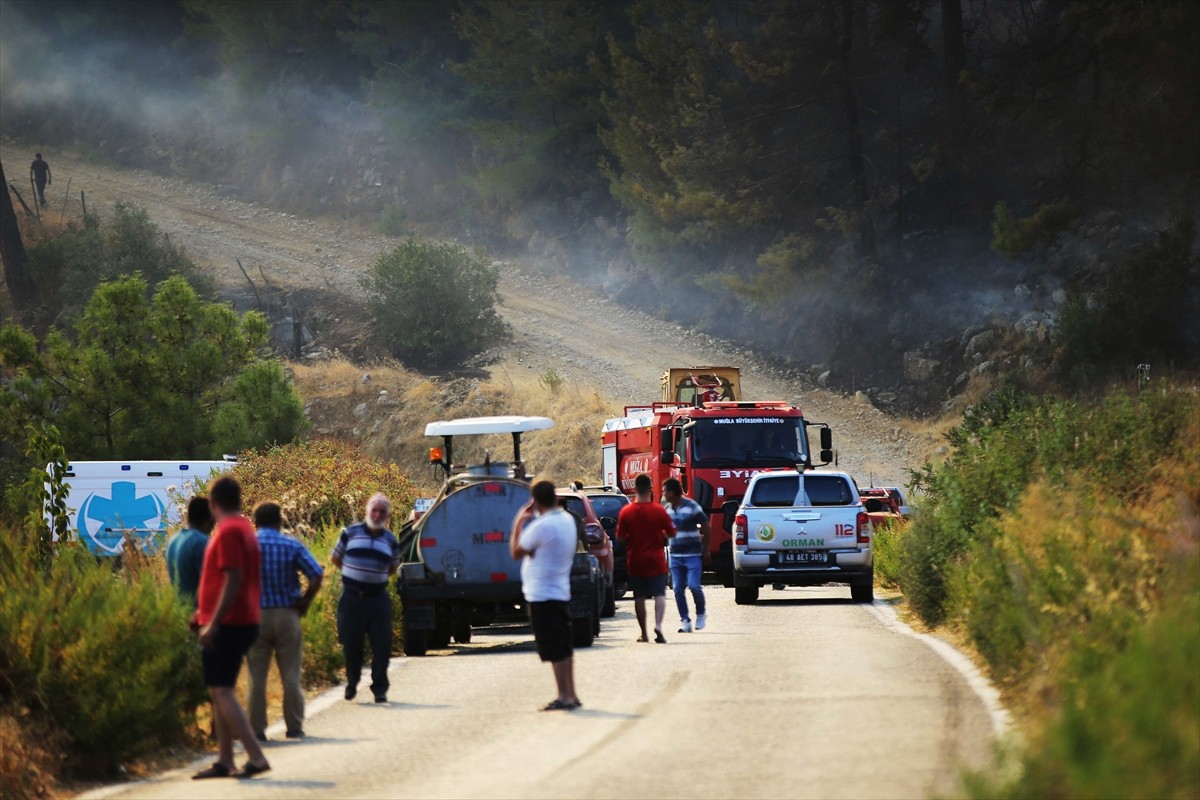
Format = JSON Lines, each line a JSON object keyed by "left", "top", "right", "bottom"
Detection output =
{"left": 191, "top": 475, "right": 270, "bottom": 780}
{"left": 196, "top": 513, "right": 261, "bottom": 626}
{"left": 615, "top": 473, "right": 675, "bottom": 643}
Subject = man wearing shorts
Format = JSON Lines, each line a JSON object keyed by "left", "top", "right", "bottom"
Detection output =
{"left": 511, "top": 480, "right": 581, "bottom": 711}
{"left": 615, "top": 473, "right": 676, "bottom": 644}
{"left": 192, "top": 475, "right": 270, "bottom": 779}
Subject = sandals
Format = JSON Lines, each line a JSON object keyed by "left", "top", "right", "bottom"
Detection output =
{"left": 540, "top": 699, "right": 582, "bottom": 711}
{"left": 636, "top": 635, "right": 648, "bottom": 642}
{"left": 238, "top": 761, "right": 272, "bottom": 779}
{"left": 193, "top": 763, "right": 234, "bottom": 780}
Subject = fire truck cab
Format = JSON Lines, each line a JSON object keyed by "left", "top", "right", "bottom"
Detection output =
{"left": 601, "top": 399, "right": 832, "bottom": 585}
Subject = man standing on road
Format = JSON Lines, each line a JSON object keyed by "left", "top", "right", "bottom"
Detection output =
{"left": 29, "top": 153, "right": 50, "bottom": 208}
{"left": 193, "top": 475, "right": 270, "bottom": 779}
{"left": 247, "top": 501, "right": 324, "bottom": 742}
{"left": 615, "top": 474, "right": 675, "bottom": 644}
{"left": 331, "top": 493, "right": 400, "bottom": 704}
{"left": 511, "top": 480, "right": 582, "bottom": 711}
{"left": 662, "top": 478, "right": 711, "bottom": 633}
{"left": 166, "top": 496, "right": 213, "bottom": 608}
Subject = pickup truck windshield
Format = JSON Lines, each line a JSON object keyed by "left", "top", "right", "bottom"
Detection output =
{"left": 691, "top": 417, "right": 808, "bottom": 467}
{"left": 750, "top": 475, "right": 855, "bottom": 507}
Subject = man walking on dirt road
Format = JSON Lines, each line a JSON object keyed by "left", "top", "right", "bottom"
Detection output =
{"left": 29, "top": 153, "right": 51, "bottom": 208}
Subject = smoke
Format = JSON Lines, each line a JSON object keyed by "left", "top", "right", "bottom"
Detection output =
{"left": 0, "top": 0, "right": 409, "bottom": 213}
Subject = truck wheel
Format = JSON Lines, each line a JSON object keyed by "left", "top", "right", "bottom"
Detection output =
{"left": 851, "top": 576, "right": 874, "bottom": 603}
{"left": 452, "top": 616, "right": 472, "bottom": 644}
{"left": 734, "top": 584, "right": 759, "bottom": 605}
{"left": 572, "top": 614, "right": 596, "bottom": 648}
{"left": 403, "top": 627, "right": 428, "bottom": 657}
{"left": 601, "top": 582, "right": 616, "bottom": 618}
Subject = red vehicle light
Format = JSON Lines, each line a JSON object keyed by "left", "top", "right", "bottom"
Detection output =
{"left": 484, "top": 531, "right": 505, "bottom": 543}
{"left": 420, "top": 538, "right": 438, "bottom": 548}
{"left": 856, "top": 512, "right": 870, "bottom": 544}
{"left": 733, "top": 514, "right": 748, "bottom": 545}
{"left": 490, "top": 573, "right": 508, "bottom": 582}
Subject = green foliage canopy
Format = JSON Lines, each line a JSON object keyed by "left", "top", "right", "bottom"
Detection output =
{"left": 361, "top": 238, "right": 507, "bottom": 370}
{"left": 0, "top": 274, "right": 306, "bottom": 459}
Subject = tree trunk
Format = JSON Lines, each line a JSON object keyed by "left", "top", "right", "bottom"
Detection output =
{"left": 0, "top": 160, "right": 38, "bottom": 314}
{"left": 838, "top": 0, "right": 876, "bottom": 262}
{"left": 940, "top": 0, "right": 967, "bottom": 215}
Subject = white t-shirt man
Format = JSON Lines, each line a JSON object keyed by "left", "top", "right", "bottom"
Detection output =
{"left": 517, "top": 508, "right": 577, "bottom": 602}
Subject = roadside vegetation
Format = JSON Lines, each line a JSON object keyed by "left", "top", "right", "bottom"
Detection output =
{"left": 888, "top": 382, "right": 1199, "bottom": 798}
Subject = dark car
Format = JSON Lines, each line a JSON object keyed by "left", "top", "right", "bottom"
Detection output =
{"left": 557, "top": 488, "right": 617, "bottom": 618}
{"left": 574, "top": 486, "right": 631, "bottom": 600}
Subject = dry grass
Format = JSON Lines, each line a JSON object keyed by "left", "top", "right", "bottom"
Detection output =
{"left": 898, "top": 373, "right": 991, "bottom": 465}
{"left": 290, "top": 358, "right": 623, "bottom": 494}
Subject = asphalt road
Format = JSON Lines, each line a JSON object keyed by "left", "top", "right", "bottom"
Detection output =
{"left": 84, "top": 587, "right": 1000, "bottom": 800}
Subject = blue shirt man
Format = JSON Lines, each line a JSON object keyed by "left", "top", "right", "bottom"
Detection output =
{"left": 246, "top": 501, "right": 324, "bottom": 740}
{"left": 166, "top": 496, "right": 214, "bottom": 608}
{"left": 662, "top": 478, "right": 711, "bottom": 633}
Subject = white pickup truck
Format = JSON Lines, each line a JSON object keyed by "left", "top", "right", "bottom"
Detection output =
{"left": 731, "top": 469, "right": 874, "bottom": 604}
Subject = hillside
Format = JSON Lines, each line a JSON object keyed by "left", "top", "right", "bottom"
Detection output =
{"left": 0, "top": 140, "right": 925, "bottom": 487}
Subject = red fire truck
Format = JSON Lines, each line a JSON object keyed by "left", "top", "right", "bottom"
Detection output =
{"left": 600, "top": 386, "right": 833, "bottom": 585}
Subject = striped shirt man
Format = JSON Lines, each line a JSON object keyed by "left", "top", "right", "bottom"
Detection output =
{"left": 332, "top": 522, "right": 401, "bottom": 591}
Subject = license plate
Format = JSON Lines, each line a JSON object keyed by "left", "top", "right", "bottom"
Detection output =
{"left": 778, "top": 551, "right": 827, "bottom": 565}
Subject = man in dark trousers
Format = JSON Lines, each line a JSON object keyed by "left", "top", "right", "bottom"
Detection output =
{"left": 29, "top": 154, "right": 51, "bottom": 208}
{"left": 331, "top": 493, "right": 400, "bottom": 704}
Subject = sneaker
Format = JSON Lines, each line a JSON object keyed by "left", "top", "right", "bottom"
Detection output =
{"left": 344, "top": 685, "right": 357, "bottom": 701}
{"left": 374, "top": 694, "right": 388, "bottom": 704}
{"left": 285, "top": 730, "right": 305, "bottom": 739}
{"left": 254, "top": 731, "right": 268, "bottom": 743}
{"left": 696, "top": 613, "right": 706, "bottom": 630}
{"left": 678, "top": 619, "right": 693, "bottom": 633}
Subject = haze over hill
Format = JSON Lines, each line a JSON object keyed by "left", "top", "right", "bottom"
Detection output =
{"left": 0, "top": 140, "right": 919, "bottom": 487}
{"left": 4, "top": 0, "right": 1195, "bottom": 408}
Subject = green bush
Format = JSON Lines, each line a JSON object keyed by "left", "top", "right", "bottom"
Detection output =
{"left": 0, "top": 534, "right": 206, "bottom": 774}
{"left": 965, "top": 569, "right": 1200, "bottom": 800}
{"left": 26, "top": 202, "right": 215, "bottom": 324}
{"left": 0, "top": 275, "right": 304, "bottom": 460}
{"left": 232, "top": 437, "right": 417, "bottom": 531}
{"left": 360, "top": 238, "right": 507, "bottom": 370}
{"left": 991, "top": 199, "right": 1076, "bottom": 257}
{"left": 899, "top": 385, "right": 1196, "bottom": 627}
{"left": 870, "top": 521, "right": 905, "bottom": 590}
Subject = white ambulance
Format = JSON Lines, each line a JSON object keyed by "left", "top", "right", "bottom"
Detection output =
{"left": 48, "top": 458, "right": 236, "bottom": 556}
